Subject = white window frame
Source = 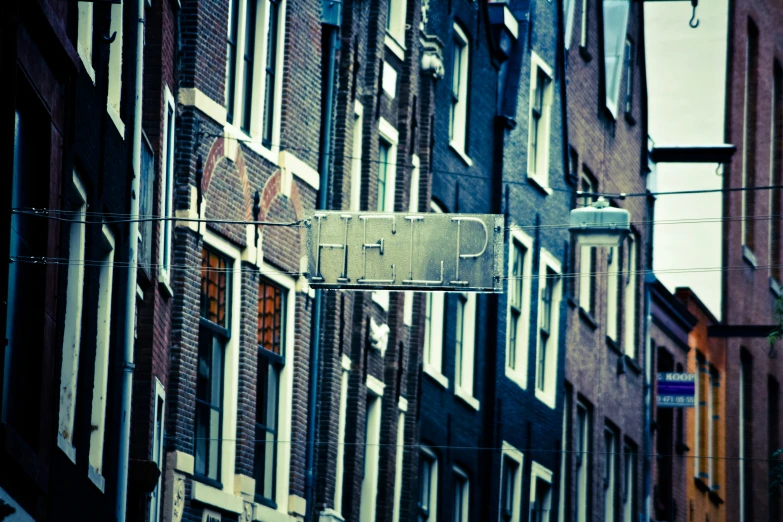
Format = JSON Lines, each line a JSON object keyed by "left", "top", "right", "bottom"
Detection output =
{"left": 580, "top": 0, "right": 588, "bottom": 48}
{"left": 603, "top": 428, "right": 617, "bottom": 522}
{"left": 107, "top": 1, "right": 125, "bottom": 136}
{"left": 739, "top": 355, "right": 747, "bottom": 522}
{"left": 534, "top": 249, "right": 562, "bottom": 409}
{"left": 454, "top": 292, "right": 478, "bottom": 409}
{"left": 529, "top": 461, "right": 554, "bottom": 522}
{"left": 499, "top": 441, "right": 524, "bottom": 522}
{"left": 88, "top": 224, "right": 116, "bottom": 491}
{"left": 423, "top": 202, "right": 448, "bottom": 388}
{"left": 621, "top": 444, "right": 635, "bottom": 522}
{"left": 391, "top": 398, "right": 408, "bottom": 522}
{"left": 57, "top": 170, "right": 88, "bottom": 464}
{"left": 623, "top": 234, "right": 637, "bottom": 357}
{"left": 576, "top": 402, "right": 590, "bottom": 522}
{"left": 418, "top": 445, "right": 439, "bottom": 522}
{"left": 449, "top": 24, "right": 472, "bottom": 166}
{"left": 602, "top": 0, "right": 631, "bottom": 118}
{"left": 360, "top": 383, "right": 384, "bottom": 522}
{"left": 453, "top": 465, "right": 469, "bottom": 522}
{"left": 386, "top": 0, "right": 407, "bottom": 48}
{"left": 334, "top": 354, "right": 351, "bottom": 515}
{"left": 224, "top": 0, "right": 286, "bottom": 165}
{"left": 403, "top": 155, "right": 420, "bottom": 327}
{"left": 527, "top": 52, "right": 554, "bottom": 192}
{"left": 505, "top": 228, "right": 533, "bottom": 389}
{"left": 578, "top": 175, "right": 595, "bottom": 314}
{"left": 149, "top": 379, "right": 166, "bottom": 521}
{"left": 377, "top": 117, "right": 398, "bottom": 212}
{"left": 77, "top": 2, "right": 96, "bottom": 83}
{"left": 351, "top": 101, "right": 364, "bottom": 212}
{"left": 558, "top": 397, "right": 569, "bottom": 521}
{"left": 254, "top": 255, "right": 296, "bottom": 516}
{"left": 563, "top": 0, "right": 577, "bottom": 49}
{"left": 606, "top": 245, "right": 619, "bottom": 341}
{"left": 159, "top": 86, "right": 176, "bottom": 288}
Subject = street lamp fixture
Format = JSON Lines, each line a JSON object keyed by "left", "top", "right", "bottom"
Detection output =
{"left": 568, "top": 196, "right": 631, "bottom": 247}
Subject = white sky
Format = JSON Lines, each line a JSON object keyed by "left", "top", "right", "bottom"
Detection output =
{"left": 644, "top": 0, "right": 730, "bottom": 319}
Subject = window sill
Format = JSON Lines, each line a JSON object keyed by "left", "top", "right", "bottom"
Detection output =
{"left": 694, "top": 476, "right": 710, "bottom": 493}
{"left": 578, "top": 307, "right": 598, "bottom": 330}
{"left": 742, "top": 245, "right": 757, "bottom": 268}
{"left": 158, "top": 274, "right": 173, "bottom": 298}
{"left": 88, "top": 464, "right": 106, "bottom": 493}
{"left": 676, "top": 441, "right": 690, "bottom": 454}
{"left": 253, "top": 500, "right": 296, "bottom": 522}
{"left": 107, "top": 103, "right": 125, "bottom": 139}
{"left": 770, "top": 276, "right": 782, "bottom": 297}
{"left": 384, "top": 33, "right": 406, "bottom": 61}
{"left": 578, "top": 45, "right": 593, "bottom": 62}
{"left": 708, "top": 489, "right": 724, "bottom": 506}
{"left": 423, "top": 365, "right": 449, "bottom": 389}
{"left": 624, "top": 354, "right": 642, "bottom": 375}
{"left": 504, "top": 366, "right": 527, "bottom": 391}
{"left": 527, "top": 173, "right": 554, "bottom": 196}
{"left": 224, "top": 124, "right": 279, "bottom": 167}
{"left": 449, "top": 142, "right": 474, "bottom": 167}
{"left": 191, "top": 479, "right": 243, "bottom": 514}
{"left": 607, "top": 336, "right": 622, "bottom": 356}
{"left": 455, "top": 389, "right": 480, "bottom": 411}
{"left": 534, "top": 386, "right": 556, "bottom": 409}
{"left": 57, "top": 433, "right": 77, "bottom": 465}
{"left": 624, "top": 111, "right": 636, "bottom": 126}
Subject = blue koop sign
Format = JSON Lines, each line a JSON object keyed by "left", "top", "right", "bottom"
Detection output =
{"left": 657, "top": 372, "right": 695, "bottom": 408}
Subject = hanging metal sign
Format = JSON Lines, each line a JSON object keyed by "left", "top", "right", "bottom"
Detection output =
{"left": 306, "top": 211, "right": 504, "bottom": 292}
{"left": 656, "top": 373, "right": 696, "bottom": 408}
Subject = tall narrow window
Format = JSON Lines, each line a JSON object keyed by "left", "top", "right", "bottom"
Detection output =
{"left": 709, "top": 368, "right": 721, "bottom": 491}
{"left": 386, "top": 0, "right": 407, "bottom": 44}
{"left": 453, "top": 467, "right": 469, "bottom": 522}
{"left": 529, "top": 464, "right": 553, "bottom": 522}
{"left": 602, "top": 0, "right": 631, "bottom": 117}
{"left": 77, "top": 3, "right": 95, "bottom": 81}
{"left": 351, "top": 103, "right": 364, "bottom": 211}
{"left": 361, "top": 392, "right": 383, "bottom": 522}
{"left": 423, "top": 203, "right": 446, "bottom": 382}
{"left": 107, "top": 1, "right": 124, "bottom": 125}
{"left": 149, "top": 381, "right": 166, "bottom": 521}
{"left": 606, "top": 245, "right": 620, "bottom": 341}
{"left": 499, "top": 444, "right": 522, "bottom": 522}
{"left": 88, "top": 225, "right": 115, "bottom": 483}
{"left": 418, "top": 448, "right": 438, "bottom": 522}
{"left": 623, "top": 39, "right": 634, "bottom": 115}
{"left": 160, "top": 91, "right": 175, "bottom": 283}
{"left": 262, "top": 0, "right": 281, "bottom": 145}
{"left": 604, "top": 429, "right": 616, "bottom": 522}
{"left": 392, "top": 404, "right": 406, "bottom": 522}
{"left": 558, "top": 394, "right": 570, "bottom": 521}
{"left": 695, "top": 354, "right": 709, "bottom": 481}
{"left": 740, "top": 350, "right": 753, "bottom": 522}
{"left": 742, "top": 20, "right": 759, "bottom": 251}
{"left": 455, "top": 293, "right": 476, "bottom": 401}
{"left": 255, "top": 279, "right": 286, "bottom": 505}
{"left": 335, "top": 356, "right": 350, "bottom": 514}
{"left": 507, "top": 234, "right": 531, "bottom": 383}
{"left": 622, "top": 445, "right": 635, "bottom": 522}
{"left": 580, "top": 0, "right": 589, "bottom": 48}
{"left": 623, "top": 235, "right": 637, "bottom": 357}
{"left": 241, "top": 0, "right": 257, "bottom": 132}
{"left": 58, "top": 171, "right": 88, "bottom": 462}
{"left": 771, "top": 62, "right": 783, "bottom": 282}
{"left": 378, "top": 140, "right": 391, "bottom": 211}
{"left": 536, "top": 254, "right": 562, "bottom": 408}
{"left": 528, "top": 56, "right": 554, "bottom": 185}
{"left": 226, "top": 0, "right": 240, "bottom": 121}
{"left": 576, "top": 404, "right": 590, "bottom": 522}
{"left": 449, "top": 25, "right": 470, "bottom": 156}
{"left": 564, "top": 0, "right": 577, "bottom": 48}
{"left": 769, "top": 377, "right": 780, "bottom": 521}
{"left": 578, "top": 174, "right": 596, "bottom": 313}
{"left": 195, "top": 248, "right": 230, "bottom": 482}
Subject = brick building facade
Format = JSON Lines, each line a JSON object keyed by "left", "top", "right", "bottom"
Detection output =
{"left": 0, "top": 0, "right": 144, "bottom": 519}
{"left": 561, "top": 0, "right": 650, "bottom": 519}
{"left": 649, "top": 280, "right": 697, "bottom": 522}
{"left": 721, "top": 0, "right": 783, "bottom": 517}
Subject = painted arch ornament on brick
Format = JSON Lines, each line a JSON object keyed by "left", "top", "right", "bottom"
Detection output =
{"left": 305, "top": 211, "right": 504, "bottom": 292}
